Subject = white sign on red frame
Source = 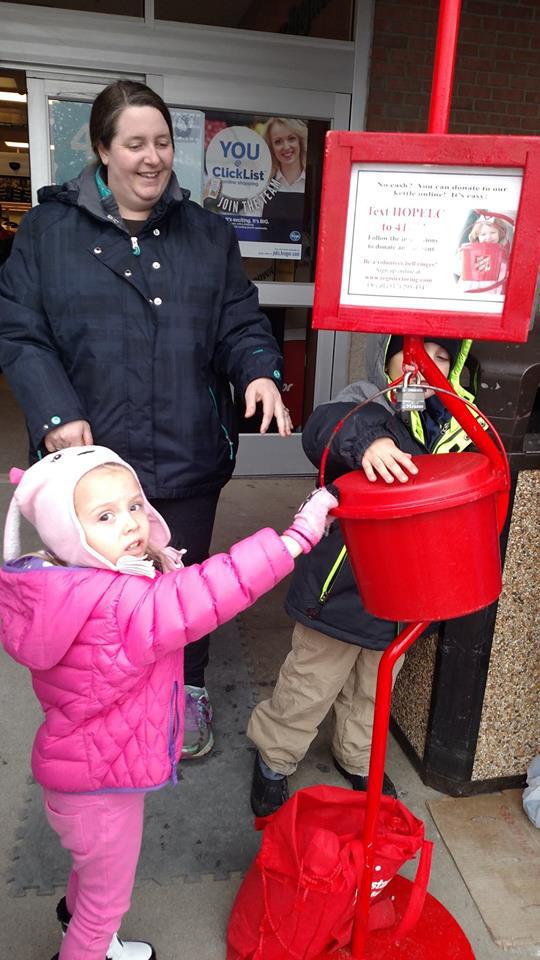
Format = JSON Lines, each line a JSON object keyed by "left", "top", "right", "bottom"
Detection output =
{"left": 313, "top": 132, "right": 540, "bottom": 342}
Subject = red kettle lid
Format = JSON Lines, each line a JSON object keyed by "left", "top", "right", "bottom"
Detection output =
{"left": 331, "top": 452, "right": 505, "bottom": 520}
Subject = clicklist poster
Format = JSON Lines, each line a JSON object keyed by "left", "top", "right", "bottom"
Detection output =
{"left": 201, "top": 113, "right": 308, "bottom": 260}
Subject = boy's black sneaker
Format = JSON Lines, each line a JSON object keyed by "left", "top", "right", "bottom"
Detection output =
{"left": 333, "top": 757, "right": 398, "bottom": 798}
{"left": 250, "top": 752, "right": 289, "bottom": 817}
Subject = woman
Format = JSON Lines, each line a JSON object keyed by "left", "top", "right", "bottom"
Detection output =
{"left": 0, "top": 80, "right": 291, "bottom": 760}
{"left": 260, "top": 117, "right": 308, "bottom": 248}
{"left": 264, "top": 117, "right": 308, "bottom": 191}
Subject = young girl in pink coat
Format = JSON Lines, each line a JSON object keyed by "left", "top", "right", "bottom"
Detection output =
{"left": 0, "top": 446, "right": 337, "bottom": 960}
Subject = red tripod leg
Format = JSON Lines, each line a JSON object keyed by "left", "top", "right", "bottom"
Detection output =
{"left": 351, "top": 621, "right": 429, "bottom": 959}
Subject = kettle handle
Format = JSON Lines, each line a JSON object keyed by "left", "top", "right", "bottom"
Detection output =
{"left": 319, "top": 383, "right": 510, "bottom": 534}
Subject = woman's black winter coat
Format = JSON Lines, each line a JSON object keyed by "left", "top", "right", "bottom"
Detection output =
{"left": 0, "top": 166, "right": 283, "bottom": 498}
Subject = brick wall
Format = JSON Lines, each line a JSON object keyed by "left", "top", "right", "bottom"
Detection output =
{"left": 366, "top": 0, "right": 540, "bottom": 134}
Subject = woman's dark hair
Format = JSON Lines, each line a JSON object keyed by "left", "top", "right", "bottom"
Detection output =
{"left": 89, "top": 80, "right": 174, "bottom": 156}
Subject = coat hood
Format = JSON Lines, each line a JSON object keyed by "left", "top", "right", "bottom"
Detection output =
{"left": 336, "top": 334, "right": 473, "bottom": 407}
{"left": 366, "top": 333, "right": 472, "bottom": 391}
{"left": 37, "top": 163, "right": 189, "bottom": 227}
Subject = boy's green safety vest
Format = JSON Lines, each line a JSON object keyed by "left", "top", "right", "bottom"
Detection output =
{"left": 406, "top": 340, "right": 483, "bottom": 454}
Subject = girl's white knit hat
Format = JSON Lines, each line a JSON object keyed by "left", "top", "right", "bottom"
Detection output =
{"left": 3, "top": 445, "right": 171, "bottom": 570}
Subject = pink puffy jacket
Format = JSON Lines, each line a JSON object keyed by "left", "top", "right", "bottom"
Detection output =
{"left": 0, "top": 528, "right": 294, "bottom": 793}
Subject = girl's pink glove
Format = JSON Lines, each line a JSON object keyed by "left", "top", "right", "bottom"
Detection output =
{"left": 282, "top": 486, "right": 339, "bottom": 554}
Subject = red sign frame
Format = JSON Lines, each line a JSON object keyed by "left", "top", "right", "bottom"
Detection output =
{"left": 312, "top": 132, "right": 540, "bottom": 342}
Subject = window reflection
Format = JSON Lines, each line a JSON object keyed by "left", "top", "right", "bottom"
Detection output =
{"left": 155, "top": 0, "right": 354, "bottom": 40}
{"left": 0, "top": 70, "right": 30, "bottom": 260}
{"left": 4, "top": 0, "right": 353, "bottom": 36}
{"left": 2, "top": 0, "right": 142, "bottom": 13}
{"left": 236, "top": 308, "right": 317, "bottom": 433}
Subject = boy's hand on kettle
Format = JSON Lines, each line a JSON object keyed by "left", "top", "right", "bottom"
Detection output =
{"left": 44, "top": 419, "right": 94, "bottom": 452}
{"left": 362, "top": 437, "right": 418, "bottom": 484}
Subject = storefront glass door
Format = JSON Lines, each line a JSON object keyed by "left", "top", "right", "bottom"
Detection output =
{"left": 26, "top": 76, "right": 117, "bottom": 202}
{"left": 163, "top": 76, "right": 351, "bottom": 474}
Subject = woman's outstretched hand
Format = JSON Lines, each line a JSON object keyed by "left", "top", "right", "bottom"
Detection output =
{"left": 244, "top": 378, "right": 292, "bottom": 437}
{"left": 44, "top": 419, "right": 93, "bottom": 452}
{"left": 281, "top": 486, "right": 339, "bottom": 557}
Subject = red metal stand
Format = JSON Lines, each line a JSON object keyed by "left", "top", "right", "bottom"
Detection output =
{"left": 337, "top": 343, "right": 508, "bottom": 960}
{"left": 341, "top": 344, "right": 508, "bottom": 959}
{"left": 345, "top": 4, "right": 488, "bottom": 956}
{"left": 352, "top": 622, "right": 426, "bottom": 956}
{"left": 341, "top": 876, "right": 475, "bottom": 959}
{"left": 346, "top": 624, "right": 475, "bottom": 960}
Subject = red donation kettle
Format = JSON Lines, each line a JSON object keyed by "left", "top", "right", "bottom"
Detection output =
{"left": 331, "top": 452, "right": 507, "bottom": 622}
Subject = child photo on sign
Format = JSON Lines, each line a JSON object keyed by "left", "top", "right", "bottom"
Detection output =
{"left": 455, "top": 210, "right": 514, "bottom": 296}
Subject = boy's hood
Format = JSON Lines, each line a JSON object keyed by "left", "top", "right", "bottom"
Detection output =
{"left": 336, "top": 334, "right": 473, "bottom": 405}
{"left": 0, "top": 563, "right": 118, "bottom": 671}
{"left": 366, "top": 334, "right": 472, "bottom": 389}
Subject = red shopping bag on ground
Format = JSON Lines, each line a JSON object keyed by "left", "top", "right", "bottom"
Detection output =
{"left": 227, "top": 784, "right": 432, "bottom": 960}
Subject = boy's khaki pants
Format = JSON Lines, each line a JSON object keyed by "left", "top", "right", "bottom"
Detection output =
{"left": 247, "top": 622, "right": 404, "bottom": 777}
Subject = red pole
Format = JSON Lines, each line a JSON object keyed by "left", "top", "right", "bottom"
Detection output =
{"left": 412, "top": 0, "right": 511, "bottom": 530}
{"left": 351, "top": 3, "right": 464, "bottom": 957}
{"left": 428, "top": 0, "right": 463, "bottom": 134}
{"left": 351, "top": 622, "right": 429, "bottom": 958}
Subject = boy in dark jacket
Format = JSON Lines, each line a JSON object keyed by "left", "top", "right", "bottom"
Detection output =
{"left": 248, "top": 333, "right": 477, "bottom": 816}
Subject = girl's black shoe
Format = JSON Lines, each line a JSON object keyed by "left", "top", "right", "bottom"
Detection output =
{"left": 55, "top": 897, "right": 156, "bottom": 958}
{"left": 56, "top": 895, "right": 70, "bottom": 932}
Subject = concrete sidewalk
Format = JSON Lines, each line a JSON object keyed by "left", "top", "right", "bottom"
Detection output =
{"left": 0, "top": 414, "right": 538, "bottom": 957}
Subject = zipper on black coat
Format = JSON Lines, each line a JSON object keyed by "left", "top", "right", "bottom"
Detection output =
{"left": 306, "top": 545, "right": 349, "bottom": 619}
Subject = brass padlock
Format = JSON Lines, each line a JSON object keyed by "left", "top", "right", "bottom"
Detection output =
{"left": 394, "top": 371, "right": 426, "bottom": 412}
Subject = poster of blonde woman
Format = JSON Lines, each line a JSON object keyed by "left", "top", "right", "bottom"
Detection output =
{"left": 202, "top": 113, "right": 309, "bottom": 260}
{"left": 264, "top": 117, "right": 308, "bottom": 194}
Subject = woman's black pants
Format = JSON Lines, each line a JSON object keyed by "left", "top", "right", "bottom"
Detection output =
{"left": 150, "top": 491, "right": 221, "bottom": 688}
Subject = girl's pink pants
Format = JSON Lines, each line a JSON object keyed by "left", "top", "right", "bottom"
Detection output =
{"left": 43, "top": 788, "right": 145, "bottom": 960}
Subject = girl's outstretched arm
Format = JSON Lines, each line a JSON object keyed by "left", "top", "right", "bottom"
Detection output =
{"left": 117, "top": 488, "right": 338, "bottom": 666}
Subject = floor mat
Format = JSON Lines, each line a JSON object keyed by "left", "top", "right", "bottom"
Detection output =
{"left": 6, "top": 619, "right": 262, "bottom": 896}
{"left": 427, "top": 789, "right": 540, "bottom": 948}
